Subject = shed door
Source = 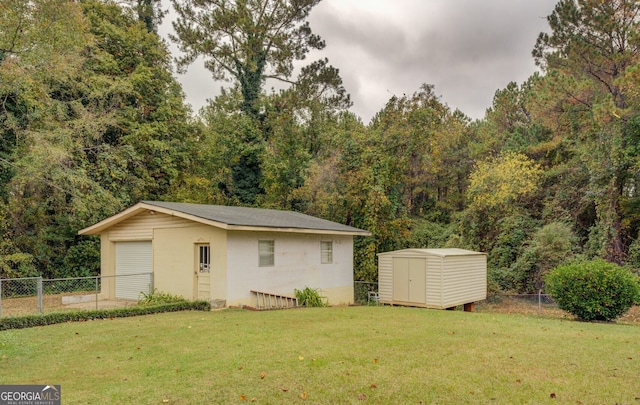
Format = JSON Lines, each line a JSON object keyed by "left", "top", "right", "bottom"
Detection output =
{"left": 392, "top": 257, "right": 426, "bottom": 304}
{"left": 115, "top": 241, "right": 152, "bottom": 300}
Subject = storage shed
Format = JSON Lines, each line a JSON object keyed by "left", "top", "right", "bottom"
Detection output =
{"left": 377, "top": 248, "right": 487, "bottom": 309}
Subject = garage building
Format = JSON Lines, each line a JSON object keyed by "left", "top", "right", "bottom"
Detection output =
{"left": 78, "top": 201, "right": 370, "bottom": 308}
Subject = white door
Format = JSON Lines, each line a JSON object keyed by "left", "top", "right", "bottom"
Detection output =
{"left": 196, "top": 244, "right": 211, "bottom": 301}
{"left": 115, "top": 241, "right": 152, "bottom": 300}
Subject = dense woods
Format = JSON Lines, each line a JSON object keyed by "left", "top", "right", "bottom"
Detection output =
{"left": 2, "top": 0, "right": 640, "bottom": 294}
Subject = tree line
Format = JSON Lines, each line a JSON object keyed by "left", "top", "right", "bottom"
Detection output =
{"left": 2, "top": 0, "right": 640, "bottom": 295}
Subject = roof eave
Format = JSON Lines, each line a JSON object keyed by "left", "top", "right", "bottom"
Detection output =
{"left": 78, "top": 202, "right": 147, "bottom": 235}
{"left": 79, "top": 202, "right": 371, "bottom": 236}
{"left": 78, "top": 202, "right": 232, "bottom": 235}
{"left": 226, "top": 225, "right": 371, "bottom": 236}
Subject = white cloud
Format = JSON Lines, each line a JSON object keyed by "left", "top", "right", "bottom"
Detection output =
{"left": 160, "top": 0, "right": 558, "bottom": 122}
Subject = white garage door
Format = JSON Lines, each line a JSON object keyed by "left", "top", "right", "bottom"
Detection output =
{"left": 115, "top": 241, "right": 153, "bottom": 300}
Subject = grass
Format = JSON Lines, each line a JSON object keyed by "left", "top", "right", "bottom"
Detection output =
{"left": 1, "top": 306, "right": 639, "bottom": 404}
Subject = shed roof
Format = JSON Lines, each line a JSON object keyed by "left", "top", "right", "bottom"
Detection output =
{"left": 377, "top": 248, "right": 485, "bottom": 257}
{"left": 79, "top": 201, "right": 371, "bottom": 236}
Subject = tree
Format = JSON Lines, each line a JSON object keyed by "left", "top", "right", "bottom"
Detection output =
{"left": 467, "top": 151, "right": 543, "bottom": 212}
{"left": 0, "top": 0, "right": 87, "bottom": 66}
{"left": 1, "top": 0, "right": 195, "bottom": 277}
{"left": 170, "top": 0, "right": 346, "bottom": 117}
{"left": 533, "top": 0, "right": 640, "bottom": 110}
{"left": 132, "top": 0, "right": 166, "bottom": 33}
{"left": 0, "top": 0, "right": 94, "bottom": 277}
{"left": 81, "top": 0, "right": 195, "bottom": 202}
{"left": 368, "top": 85, "right": 469, "bottom": 220}
{"left": 511, "top": 222, "right": 578, "bottom": 293}
{"left": 170, "top": 0, "right": 349, "bottom": 204}
{"left": 532, "top": 0, "right": 640, "bottom": 263}
{"left": 0, "top": 0, "right": 88, "bottom": 200}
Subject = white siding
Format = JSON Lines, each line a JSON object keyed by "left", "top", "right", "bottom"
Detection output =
{"left": 115, "top": 241, "right": 153, "bottom": 300}
{"left": 377, "top": 255, "right": 393, "bottom": 303}
{"left": 226, "top": 231, "right": 354, "bottom": 306}
{"left": 425, "top": 255, "right": 443, "bottom": 307}
{"left": 377, "top": 249, "right": 486, "bottom": 309}
{"left": 440, "top": 255, "right": 487, "bottom": 308}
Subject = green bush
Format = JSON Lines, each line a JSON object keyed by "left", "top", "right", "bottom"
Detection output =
{"left": 545, "top": 259, "right": 640, "bottom": 321}
{"left": 294, "top": 286, "right": 327, "bottom": 307}
{"left": 0, "top": 301, "right": 211, "bottom": 330}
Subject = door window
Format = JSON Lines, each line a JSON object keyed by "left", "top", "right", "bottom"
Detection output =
{"left": 198, "top": 244, "right": 210, "bottom": 272}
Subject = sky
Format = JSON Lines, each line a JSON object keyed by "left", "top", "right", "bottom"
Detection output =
{"left": 159, "top": 0, "right": 559, "bottom": 123}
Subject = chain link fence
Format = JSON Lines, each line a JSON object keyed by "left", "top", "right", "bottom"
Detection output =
{"left": 354, "top": 281, "right": 379, "bottom": 305}
{"left": 353, "top": 283, "right": 561, "bottom": 315}
{"left": 481, "top": 292, "right": 561, "bottom": 316}
{"left": 0, "top": 273, "right": 153, "bottom": 318}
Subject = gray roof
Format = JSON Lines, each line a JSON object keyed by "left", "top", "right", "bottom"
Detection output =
{"left": 143, "top": 201, "right": 369, "bottom": 235}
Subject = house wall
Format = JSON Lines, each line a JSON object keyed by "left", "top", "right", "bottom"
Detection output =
{"left": 225, "top": 231, "right": 355, "bottom": 307}
{"left": 98, "top": 233, "right": 116, "bottom": 300}
{"left": 98, "top": 211, "right": 228, "bottom": 301}
{"left": 153, "top": 225, "right": 227, "bottom": 301}
{"left": 98, "top": 210, "right": 356, "bottom": 307}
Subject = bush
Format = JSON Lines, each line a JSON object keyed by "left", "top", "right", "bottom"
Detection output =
{"left": 545, "top": 260, "right": 640, "bottom": 321}
{"left": 0, "top": 301, "right": 211, "bottom": 330}
{"left": 294, "top": 286, "right": 327, "bottom": 307}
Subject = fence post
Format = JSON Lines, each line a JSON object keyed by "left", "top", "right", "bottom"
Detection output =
{"left": 538, "top": 289, "right": 542, "bottom": 315}
{"left": 0, "top": 279, "right": 3, "bottom": 317}
{"left": 37, "top": 277, "right": 43, "bottom": 314}
{"left": 95, "top": 276, "right": 99, "bottom": 311}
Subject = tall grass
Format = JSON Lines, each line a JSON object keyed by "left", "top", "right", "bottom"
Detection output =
{"left": 1, "top": 306, "right": 638, "bottom": 404}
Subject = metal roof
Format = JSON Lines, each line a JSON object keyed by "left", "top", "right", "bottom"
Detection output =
{"left": 79, "top": 201, "right": 371, "bottom": 236}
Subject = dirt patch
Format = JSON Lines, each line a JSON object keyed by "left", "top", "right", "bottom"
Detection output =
{"left": 0, "top": 293, "right": 137, "bottom": 317}
{"left": 478, "top": 296, "right": 640, "bottom": 325}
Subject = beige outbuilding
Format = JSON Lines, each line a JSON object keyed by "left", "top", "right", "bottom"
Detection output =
{"left": 377, "top": 248, "right": 487, "bottom": 309}
{"left": 79, "top": 201, "right": 370, "bottom": 308}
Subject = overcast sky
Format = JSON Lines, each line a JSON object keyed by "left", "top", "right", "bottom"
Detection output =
{"left": 160, "top": 0, "right": 559, "bottom": 123}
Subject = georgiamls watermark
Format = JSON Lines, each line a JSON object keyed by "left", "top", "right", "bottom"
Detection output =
{"left": 0, "top": 385, "right": 60, "bottom": 405}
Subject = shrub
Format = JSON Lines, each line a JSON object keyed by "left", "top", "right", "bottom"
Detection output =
{"left": 545, "top": 260, "right": 640, "bottom": 321}
{"left": 0, "top": 301, "right": 211, "bottom": 331}
{"left": 138, "top": 288, "right": 185, "bottom": 305}
{"left": 294, "top": 286, "right": 327, "bottom": 307}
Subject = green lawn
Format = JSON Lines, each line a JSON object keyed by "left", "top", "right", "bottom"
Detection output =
{"left": 1, "top": 306, "right": 638, "bottom": 404}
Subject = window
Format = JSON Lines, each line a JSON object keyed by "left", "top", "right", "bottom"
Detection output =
{"left": 259, "top": 240, "right": 274, "bottom": 267}
{"left": 198, "top": 244, "right": 210, "bottom": 272}
{"left": 321, "top": 241, "right": 333, "bottom": 264}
